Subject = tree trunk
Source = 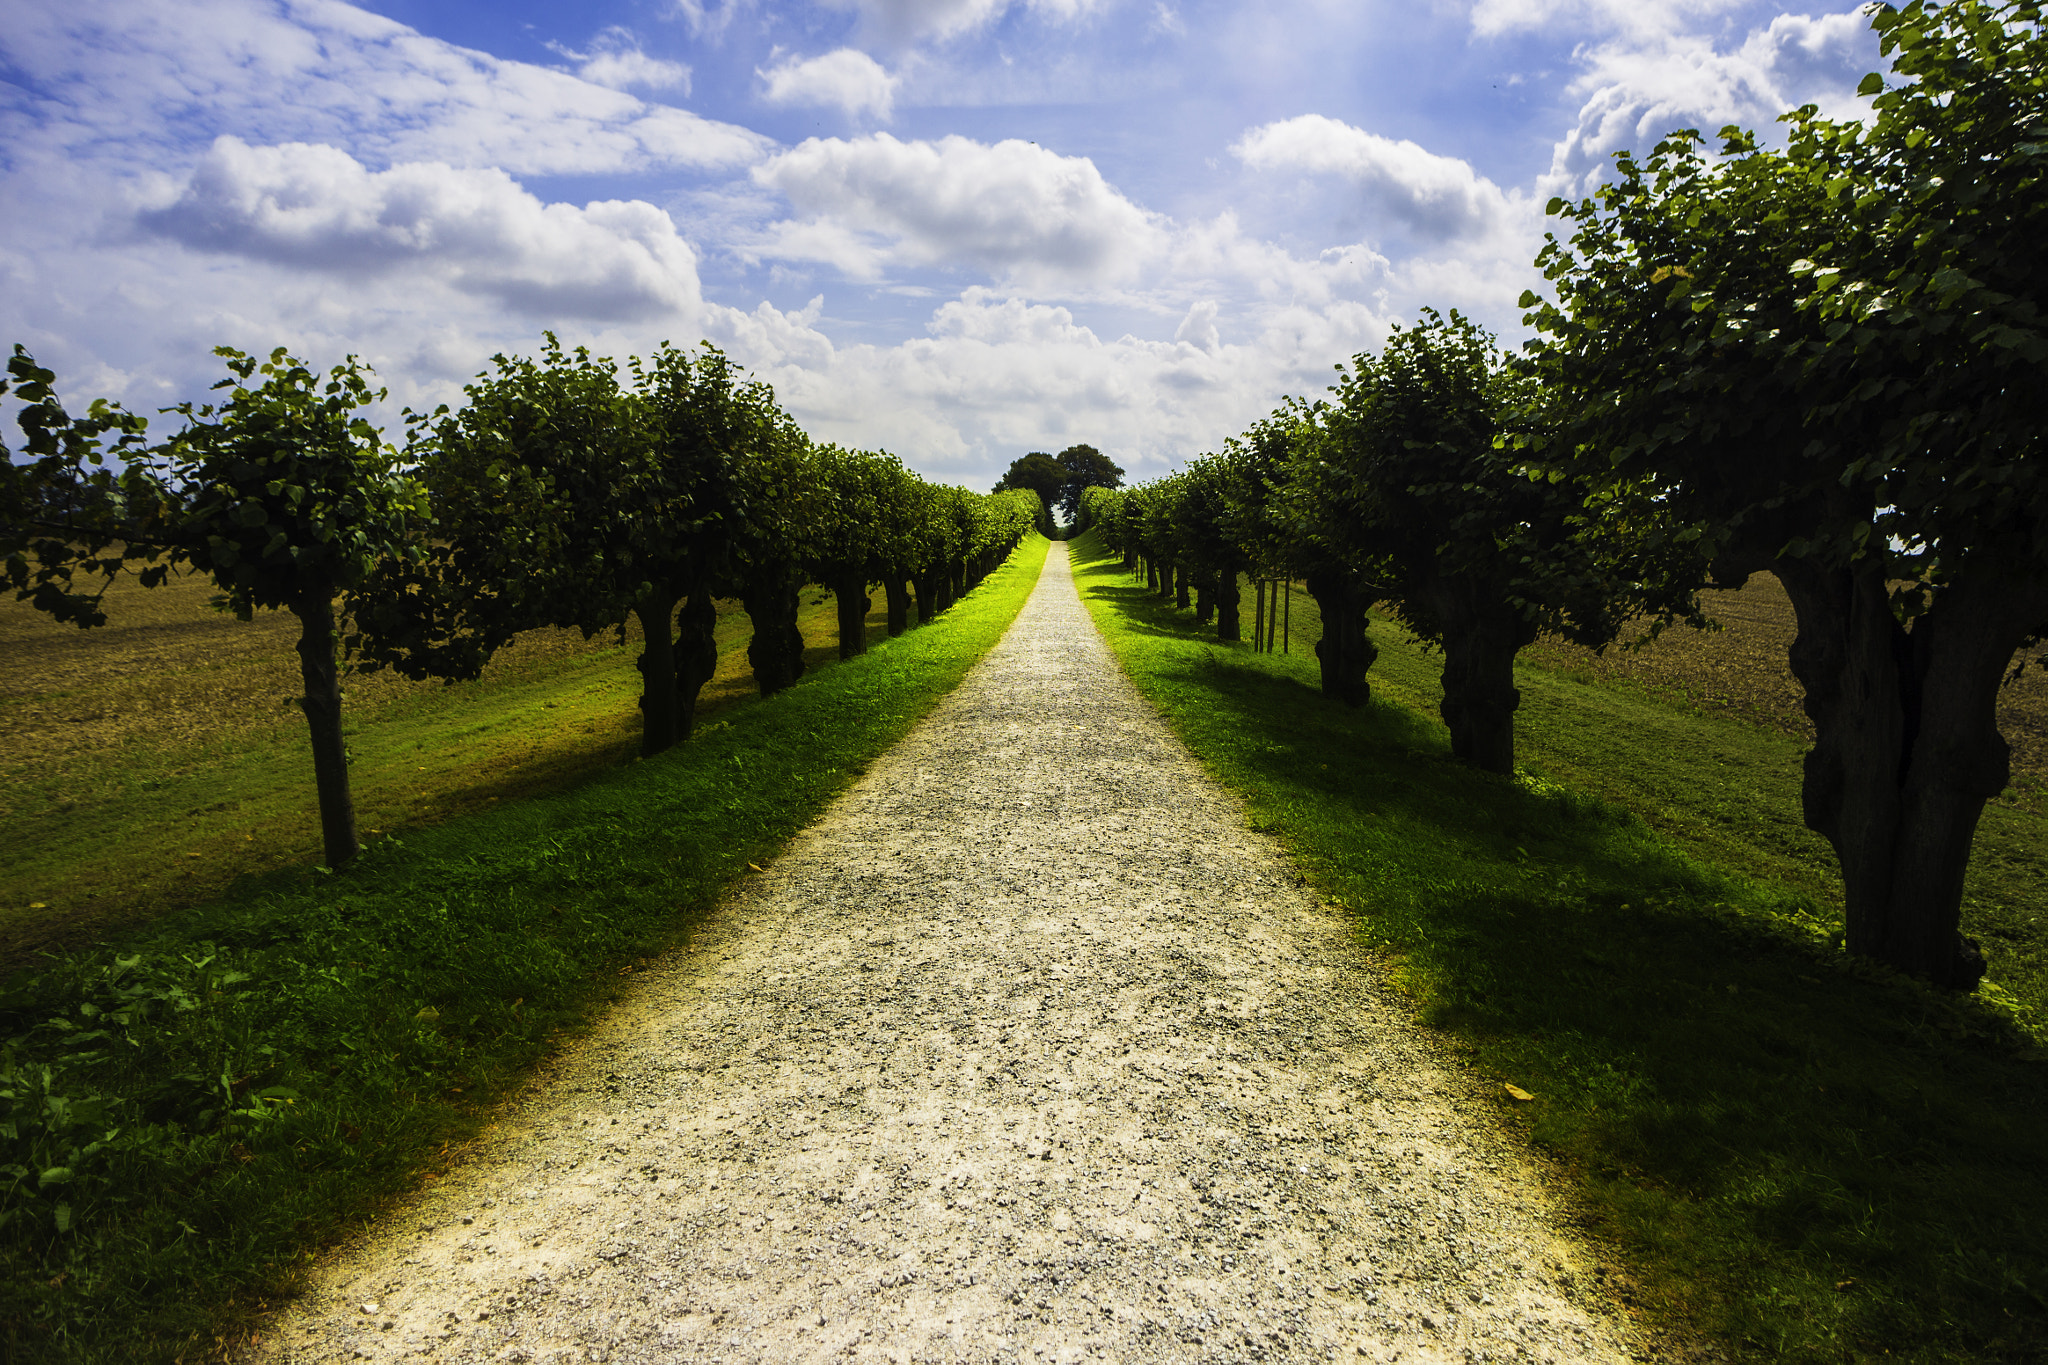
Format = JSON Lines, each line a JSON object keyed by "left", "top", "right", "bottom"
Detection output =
{"left": 828, "top": 569, "right": 871, "bottom": 659}
{"left": 1304, "top": 570, "right": 1376, "bottom": 707}
{"left": 631, "top": 585, "right": 682, "bottom": 756}
{"left": 1144, "top": 558, "right": 1158, "bottom": 593}
{"left": 1195, "top": 577, "right": 1215, "bottom": 626}
{"left": 949, "top": 558, "right": 967, "bottom": 603}
{"left": 674, "top": 588, "right": 718, "bottom": 740}
{"left": 1254, "top": 579, "right": 1267, "bottom": 651}
{"left": 882, "top": 575, "right": 911, "bottom": 637}
{"left": 911, "top": 570, "right": 942, "bottom": 625}
{"left": 1770, "top": 555, "right": 2048, "bottom": 990}
{"left": 291, "top": 580, "right": 360, "bottom": 868}
{"left": 1427, "top": 576, "right": 1536, "bottom": 775}
{"left": 742, "top": 570, "right": 805, "bottom": 696}
{"left": 1217, "top": 569, "right": 1241, "bottom": 642}
{"left": 1174, "top": 566, "right": 1190, "bottom": 611}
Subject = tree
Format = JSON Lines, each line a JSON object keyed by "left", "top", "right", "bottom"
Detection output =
{"left": 1523, "top": 0, "right": 2048, "bottom": 988}
{"left": 3, "top": 345, "right": 424, "bottom": 867}
{"left": 993, "top": 452, "right": 1068, "bottom": 534}
{"left": 356, "top": 338, "right": 770, "bottom": 755}
{"left": 809, "top": 446, "right": 906, "bottom": 658}
{"left": 1053, "top": 443, "right": 1124, "bottom": 526}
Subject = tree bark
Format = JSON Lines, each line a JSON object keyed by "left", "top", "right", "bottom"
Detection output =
{"left": 291, "top": 579, "right": 360, "bottom": 867}
{"left": 1216, "top": 570, "right": 1241, "bottom": 642}
{"left": 911, "top": 570, "right": 943, "bottom": 625}
{"left": 1174, "top": 566, "right": 1191, "bottom": 611}
{"left": 1424, "top": 576, "right": 1536, "bottom": 775}
{"left": 1769, "top": 554, "right": 2048, "bottom": 990}
{"left": 1144, "top": 558, "right": 1159, "bottom": 593}
{"left": 630, "top": 585, "right": 682, "bottom": 756}
{"left": 828, "top": 569, "right": 871, "bottom": 659}
{"left": 674, "top": 587, "right": 718, "bottom": 740}
{"left": 742, "top": 570, "right": 806, "bottom": 696}
{"left": 1195, "top": 577, "right": 1215, "bottom": 626}
{"left": 1254, "top": 579, "right": 1267, "bottom": 652}
{"left": 881, "top": 575, "right": 911, "bottom": 637}
{"left": 1305, "top": 570, "right": 1377, "bottom": 707}
{"left": 949, "top": 558, "right": 967, "bottom": 604}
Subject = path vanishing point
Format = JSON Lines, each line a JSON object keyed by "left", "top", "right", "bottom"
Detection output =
{"left": 255, "top": 544, "right": 1653, "bottom": 1365}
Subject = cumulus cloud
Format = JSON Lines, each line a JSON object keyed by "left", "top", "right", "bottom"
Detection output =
{"left": 758, "top": 49, "right": 900, "bottom": 120}
{"left": 1546, "top": 10, "right": 1878, "bottom": 194}
{"left": 1173, "top": 299, "right": 1220, "bottom": 352}
{"left": 1233, "top": 114, "right": 1518, "bottom": 242}
{"left": 141, "top": 137, "right": 703, "bottom": 321}
{"left": 549, "top": 28, "right": 692, "bottom": 94}
{"left": 752, "top": 134, "right": 1167, "bottom": 287}
{"left": 1, "top": 0, "right": 767, "bottom": 180}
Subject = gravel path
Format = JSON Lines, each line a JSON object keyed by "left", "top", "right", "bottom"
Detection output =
{"left": 256, "top": 545, "right": 1656, "bottom": 1365}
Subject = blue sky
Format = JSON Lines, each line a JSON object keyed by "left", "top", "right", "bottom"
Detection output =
{"left": 0, "top": 0, "right": 1880, "bottom": 487}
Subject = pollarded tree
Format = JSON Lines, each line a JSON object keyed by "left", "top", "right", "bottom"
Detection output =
{"left": 1082, "top": 485, "right": 1136, "bottom": 568}
{"left": 1165, "top": 454, "right": 1245, "bottom": 640}
{"left": 1524, "top": 0, "right": 2048, "bottom": 988}
{"left": 1310, "top": 311, "right": 1696, "bottom": 763}
{"left": 1265, "top": 398, "right": 1387, "bottom": 708}
{"left": 809, "top": 446, "right": 904, "bottom": 658}
{"left": 357, "top": 337, "right": 762, "bottom": 754}
{"left": 2, "top": 345, "right": 425, "bottom": 867}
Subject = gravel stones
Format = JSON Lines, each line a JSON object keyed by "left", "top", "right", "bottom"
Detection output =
{"left": 251, "top": 545, "right": 1651, "bottom": 1364}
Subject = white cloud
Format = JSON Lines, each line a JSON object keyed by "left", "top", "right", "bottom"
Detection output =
{"left": 1232, "top": 114, "right": 1519, "bottom": 241}
{"left": 1173, "top": 299, "right": 1220, "bottom": 352}
{"left": 1545, "top": 10, "right": 1877, "bottom": 194}
{"left": 0, "top": 0, "right": 767, "bottom": 181}
{"left": 709, "top": 287, "right": 1367, "bottom": 481}
{"left": 550, "top": 29, "right": 693, "bottom": 95}
{"left": 752, "top": 134, "right": 1168, "bottom": 287}
{"left": 758, "top": 49, "right": 901, "bottom": 120}
{"left": 140, "top": 138, "right": 704, "bottom": 322}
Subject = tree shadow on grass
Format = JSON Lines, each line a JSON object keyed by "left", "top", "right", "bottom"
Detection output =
{"left": 1082, "top": 549, "right": 2048, "bottom": 1363}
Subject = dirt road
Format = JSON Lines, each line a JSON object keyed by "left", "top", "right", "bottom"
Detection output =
{"left": 255, "top": 544, "right": 1651, "bottom": 1364}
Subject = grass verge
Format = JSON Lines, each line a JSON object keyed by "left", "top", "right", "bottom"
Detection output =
{"left": 0, "top": 534, "right": 1049, "bottom": 1362}
{"left": 1071, "top": 530, "right": 2048, "bottom": 1365}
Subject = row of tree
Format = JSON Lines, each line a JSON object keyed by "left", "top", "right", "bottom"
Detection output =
{"left": 1089, "top": 0, "right": 2048, "bottom": 993}
{"left": 1, "top": 337, "right": 1038, "bottom": 870}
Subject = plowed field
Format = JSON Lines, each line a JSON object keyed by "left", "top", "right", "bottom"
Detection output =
{"left": 1519, "top": 571, "right": 2048, "bottom": 806}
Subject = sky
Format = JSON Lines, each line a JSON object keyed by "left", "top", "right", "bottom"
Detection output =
{"left": 0, "top": 0, "right": 1884, "bottom": 489}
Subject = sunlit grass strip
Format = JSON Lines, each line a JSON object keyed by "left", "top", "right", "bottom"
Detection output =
{"left": 0, "top": 534, "right": 1049, "bottom": 1363}
{"left": 1069, "top": 531, "right": 2048, "bottom": 1365}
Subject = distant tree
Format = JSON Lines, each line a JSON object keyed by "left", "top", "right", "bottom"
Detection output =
{"left": 2, "top": 345, "right": 425, "bottom": 867}
{"left": 1054, "top": 443, "right": 1124, "bottom": 526}
{"left": 993, "top": 452, "right": 1068, "bottom": 533}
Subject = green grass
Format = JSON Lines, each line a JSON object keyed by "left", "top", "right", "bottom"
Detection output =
{"left": 0, "top": 587, "right": 870, "bottom": 964}
{"left": 1071, "top": 531, "right": 2048, "bottom": 1365}
{"left": 0, "top": 534, "right": 1049, "bottom": 1363}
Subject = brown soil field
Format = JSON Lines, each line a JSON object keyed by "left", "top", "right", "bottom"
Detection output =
{"left": 0, "top": 566, "right": 885, "bottom": 964}
{"left": 1518, "top": 572, "right": 2048, "bottom": 808}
